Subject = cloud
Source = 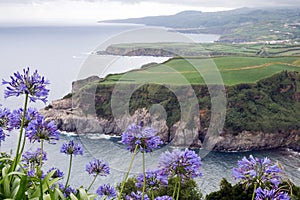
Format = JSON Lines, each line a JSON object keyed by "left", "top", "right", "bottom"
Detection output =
{"left": 0, "top": 0, "right": 299, "bottom": 7}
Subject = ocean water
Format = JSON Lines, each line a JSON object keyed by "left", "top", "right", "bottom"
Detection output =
{"left": 0, "top": 23, "right": 299, "bottom": 195}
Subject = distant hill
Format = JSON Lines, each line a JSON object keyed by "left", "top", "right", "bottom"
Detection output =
{"left": 101, "top": 8, "right": 300, "bottom": 43}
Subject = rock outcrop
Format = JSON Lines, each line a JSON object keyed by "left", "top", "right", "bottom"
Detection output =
{"left": 41, "top": 96, "right": 300, "bottom": 151}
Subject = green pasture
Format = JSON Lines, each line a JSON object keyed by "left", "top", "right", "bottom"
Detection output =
{"left": 101, "top": 56, "right": 300, "bottom": 86}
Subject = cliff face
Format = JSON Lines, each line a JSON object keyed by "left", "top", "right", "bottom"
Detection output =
{"left": 41, "top": 100, "right": 200, "bottom": 148}
{"left": 41, "top": 71, "right": 300, "bottom": 152}
{"left": 41, "top": 97, "right": 300, "bottom": 151}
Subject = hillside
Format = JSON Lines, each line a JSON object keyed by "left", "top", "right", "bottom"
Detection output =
{"left": 43, "top": 56, "right": 300, "bottom": 151}
{"left": 101, "top": 8, "right": 300, "bottom": 43}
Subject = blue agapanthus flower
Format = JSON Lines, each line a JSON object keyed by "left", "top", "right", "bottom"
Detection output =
{"left": 255, "top": 187, "right": 290, "bottom": 200}
{"left": 232, "top": 155, "right": 282, "bottom": 187}
{"left": 86, "top": 159, "right": 110, "bottom": 177}
{"left": 56, "top": 183, "right": 77, "bottom": 198}
{"left": 122, "top": 123, "right": 163, "bottom": 153}
{"left": 25, "top": 115, "right": 60, "bottom": 143}
{"left": 155, "top": 196, "right": 173, "bottom": 200}
{"left": 0, "top": 106, "right": 10, "bottom": 128}
{"left": 0, "top": 129, "right": 5, "bottom": 145}
{"left": 136, "top": 169, "right": 168, "bottom": 190}
{"left": 8, "top": 107, "right": 41, "bottom": 130}
{"left": 22, "top": 148, "right": 47, "bottom": 167}
{"left": 47, "top": 167, "right": 64, "bottom": 179}
{"left": 0, "top": 106, "right": 11, "bottom": 145}
{"left": 96, "top": 184, "right": 117, "bottom": 200}
{"left": 27, "top": 169, "right": 45, "bottom": 179}
{"left": 60, "top": 140, "right": 83, "bottom": 156}
{"left": 126, "top": 191, "right": 150, "bottom": 200}
{"left": 158, "top": 148, "right": 202, "bottom": 180}
{"left": 2, "top": 68, "right": 50, "bottom": 103}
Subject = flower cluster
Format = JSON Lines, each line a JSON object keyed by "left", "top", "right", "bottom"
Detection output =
{"left": 136, "top": 170, "right": 168, "bottom": 190}
{"left": 154, "top": 196, "right": 173, "bottom": 200}
{"left": 56, "top": 183, "right": 78, "bottom": 198}
{"left": 2, "top": 68, "right": 49, "bottom": 103}
{"left": 126, "top": 191, "right": 150, "bottom": 200}
{"left": 0, "top": 106, "right": 10, "bottom": 144}
{"left": 86, "top": 159, "right": 110, "bottom": 177}
{"left": 60, "top": 140, "right": 84, "bottom": 156}
{"left": 97, "top": 184, "right": 117, "bottom": 200}
{"left": 121, "top": 123, "right": 163, "bottom": 153}
{"left": 47, "top": 167, "right": 64, "bottom": 179}
{"left": 8, "top": 107, "right": 41, "bottom": 130}
{"left": 158, "top": 148, "right": 202, "bottom": 180}
{"left": 232, "top": 155, "right": 282, "bottom": 187}
{"left": 255, "top": 187, "right": 290, "bottom": 200}
{"left": 22, "top": 148, "right": 47, "bottom": 167}
{"left": 25, "top": 115, "right": 60, "bottom": 143}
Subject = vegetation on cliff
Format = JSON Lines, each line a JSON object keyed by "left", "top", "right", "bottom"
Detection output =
{"left": 69, "top": 56, "right": 300, "bottom": 143}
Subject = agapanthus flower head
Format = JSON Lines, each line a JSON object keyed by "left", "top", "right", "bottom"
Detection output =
{"left": 0, "top": 129, "right": 5, "bottom": 145}
{"left": 86, "top": 159, "right": 110, "bottom": 177}
{"left": 56, "top": 183, "right": 77, "bottom": 198}
{"left": 60, "top": 140, "right": 83, "bottom": 156}
{"left": 2, "top": 68, "right": 50, "bottom": 103}
{"left": 0, "top": 106, "right": 11, "bottom": 144}
{"left": 255, "top": 187, "right": 290, "bottom": 200}
{"left": 8, "top": 107, "right": 41, "bottom": 130}
{"left": 136, "top": 169, "right": 168, "bottom": 190}
{"left": 158, "top": 148, "right": 202, "bottom": 180}
{"left": 122, "top": 123, "right": 163, "bottom": 153}
{"left": 126, "top": 191, "right": 150, "bottom": 200}
{"left": 25, "top": 115, "right": 60, "bottom": 144}
{"left": 22, "top": 148, "right": 47, "bottom": 166}
{"left": 47, "top": 167, "right": 64, "bottom": 179}
{"left": 0, "top": 106, "right": 10, "bottom": 128}
{"left": 155, "top": 196, "right": 173, "bottom": 200}
{"left": 27, "top": 169, "right": 45, "bottom": 179}
{"left": 96, "top": 184, "right": 117, "bottom": 200}
{"left": 233, "top": 155, "right": 282, "bottom": 187}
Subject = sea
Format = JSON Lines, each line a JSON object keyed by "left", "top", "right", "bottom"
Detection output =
{"left": 0, "top": 23, "right": 299, "bottom": 195}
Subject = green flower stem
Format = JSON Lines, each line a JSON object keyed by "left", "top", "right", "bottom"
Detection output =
{"left": 142, "top": 151, "right": 146, "bottom": 200}
{"left": 39, "top": 140, "right": 44, "bottom": 200}
{"left": 118, "top": 145, "right": 139, "bottom": 200}
{"left": 87, "top": 174, "right": 98, "bottom": 192}
{"left": 64, "top": 154, "right": 73, "bottom": 190}
{"left": 39, "top": 178, "right": 43, "bottom": 200}
{"left": 176, "top": 176, "right": 181, "bottom": 200}
{"left": 40, "top": 140, "right": 44, "bottom": 168}
{"left": 252, "top": 183, "right": 257, "bottom": 200}
{"left": 12, "top": 93, "right": 29, "bottom": 171}
{"left": 172, "top": 178, "right": 178, "bottom": 199}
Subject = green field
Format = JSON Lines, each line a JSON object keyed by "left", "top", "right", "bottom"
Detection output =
{"left": 101, "top": 43, "right": 300, "bottom": 57}
{"left": 101, "top": 56, "right": 300, "bottom": 86}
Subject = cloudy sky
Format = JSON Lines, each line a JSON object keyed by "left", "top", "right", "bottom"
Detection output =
{"left": 0, "top": 0, "right": 298, "bottom": 24}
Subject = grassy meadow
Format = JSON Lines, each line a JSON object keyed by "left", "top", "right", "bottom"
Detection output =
{"left": 101, "top": 56, "right": 300, "bottom": 86}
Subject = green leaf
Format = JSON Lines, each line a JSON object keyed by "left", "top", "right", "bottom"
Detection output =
{"left": 55, "top": 188, "right": 66, "bottom": 200}
{"left": 43, "top": 194, "right": 52, "bottom": 200}
{"left": 78, "top": 188, "right": 88, "bottom": 200}
{"left": 3, "top": 166, "right": 11, "bottom": 197}
{"left": 14, "top": 175, "right": 28, "bottom": 200}
{"left": 69, "top": 193, "right": 79, "bottom": 200}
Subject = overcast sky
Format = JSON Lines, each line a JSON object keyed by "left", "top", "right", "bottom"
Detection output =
{"left": 0, "top": 0, "right": 298, "bottom": 24}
